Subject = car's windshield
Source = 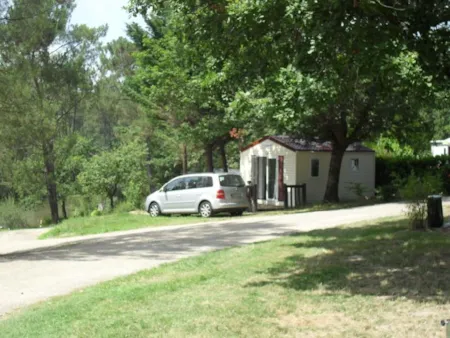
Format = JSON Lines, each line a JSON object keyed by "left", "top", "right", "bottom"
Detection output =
{"left": 219, "top": 175, "right": 245, "bottom": 187}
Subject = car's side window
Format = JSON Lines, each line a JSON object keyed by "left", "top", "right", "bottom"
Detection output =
{"left": 185, "top": 176, "right": 213, "bottom": 189}
{"left": 185, "top": 177, "right": 200, "bottom": 189}
{"left": 165, "top": 178, "right": 186, "bottom": 191}
{"left": 197, "top": 176, "right": 213, "bottom": 188}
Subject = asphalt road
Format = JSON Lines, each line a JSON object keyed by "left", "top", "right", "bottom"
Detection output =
{"left": 0, "top": 203, "right": 411, "bottom": 316}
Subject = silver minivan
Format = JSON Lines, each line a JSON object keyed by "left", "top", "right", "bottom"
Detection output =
{"left": 144, "top": 173, "right": 249, "bottom": 218}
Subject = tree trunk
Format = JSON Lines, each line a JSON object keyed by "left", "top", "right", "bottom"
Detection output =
{"left": 145, "top": 137, "right": 154, "bottom": 193}
{"left": 146, "top": 163, "right": 154, "bottom": 193}
{"left": 43, "top": 141, "right": 59, "bottom": 224}
{"left": 219, "top": 141, "right": 228, "bottom": 172}
{"left": 323, "top": 141, "right": 347, "bottom": 203}
{"left": 62, "top": 199, "right": 68, "bottom": 219}
{"left": 205, "top": 143, "right": 214, "bottom": 173}
{"left": 109, "top": 185, "right": 117, "bottom": 209}
{"left": 182, "top": 143, "right": 188, "bottom": 174}
{"left": 109, "top": 195, "right": 114, "bottom": 209}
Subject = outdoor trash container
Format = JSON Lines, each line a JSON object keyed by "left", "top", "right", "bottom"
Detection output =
{"left": 441, "top": 319, "right": 450, "bottom": 338}
{"left": 427, "top": 195, "right": 444, "bottom": 228}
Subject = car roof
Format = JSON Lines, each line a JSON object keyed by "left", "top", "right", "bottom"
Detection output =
{"left": 181, "top": 172, "right": 240, "bottom": 178}
{"left": 167, "top": 172, "right": 241, "bottom": 180}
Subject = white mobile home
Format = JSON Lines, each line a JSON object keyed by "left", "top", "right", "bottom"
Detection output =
{"left": 239, "top": 136, "right": 376, "bottom": 206}
{"left": 431, "top": 138, "right": 450, "bottom": 156}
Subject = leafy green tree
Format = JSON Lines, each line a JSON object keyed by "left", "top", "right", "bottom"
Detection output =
{"left": 78, "top": 141, "right": 148, "bottom": 209}
{"left": 55, "top": 135, "right": 96, "bottom": 218}
{"left": 0, "top": 0, "right": 105, "bottom": 222}
{"left": 83, "top": 37, "right": 143, "bottom": 150}
{"left": 0, "top": 146, "right": 16, "bottom": 200}
{"left": 132, "top": 0, "right": 439, "bottom": 202}
{"left": 431, "top": 91, "right": 450, "bottom": 140}
{"left": 126, "top": 14, "right": 236, "bottom": 174}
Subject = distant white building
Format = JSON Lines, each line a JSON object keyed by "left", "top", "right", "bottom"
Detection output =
{"left": 431, "top": 138, "right": 450, "bottom": 156}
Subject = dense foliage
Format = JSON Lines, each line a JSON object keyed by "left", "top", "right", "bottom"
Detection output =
{"left": 376, "top": 156, "right": 450, "bottom": 196}
{"left": 0, "top": 0, "right": 449, "bottom": 226}
{"left": 130, "top": 0, "right": 450, "bottom": 202}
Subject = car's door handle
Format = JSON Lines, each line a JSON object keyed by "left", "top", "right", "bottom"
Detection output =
{"left": 176, "top": 194, "right": 181, "bottom": 197}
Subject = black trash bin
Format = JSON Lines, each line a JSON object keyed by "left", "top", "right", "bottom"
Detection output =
{"left": 427, "top": 195, "right": 444, "bottom": 228}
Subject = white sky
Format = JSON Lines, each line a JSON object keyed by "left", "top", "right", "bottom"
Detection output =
{"left": 71, "top": 0, "right": 145, "bottom": 42}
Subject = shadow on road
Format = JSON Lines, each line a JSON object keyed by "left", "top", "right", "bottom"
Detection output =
{"left": 0, "top": 219, "right": 298, "bottom": 263}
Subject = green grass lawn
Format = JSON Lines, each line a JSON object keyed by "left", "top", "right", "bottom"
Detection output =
{"left": 39, "top": 213, "right": 234, "bottom": 239}
{"left": 4, "top": 217, "right": 450, "bottom": 337}
{"left": 40, "top": 200, "right": 381, "bottom": 239}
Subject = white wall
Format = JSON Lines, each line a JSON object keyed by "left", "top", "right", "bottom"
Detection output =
{"left": 240, "top": 140, "right": 375, "bottom": 204}
{"left": 431, "top": 144, "right": 449, "bottom": 157}
{"left": 296, "top": 151, "right": 375, "bottom": 203}
{"left": 296, "top": 151, "right": 330, "bottom": 202}
{"left": 339, "top": 153, "right": 376, "bottom": 200}
{"left": 240, "top": 139, "right": 296, "bottom": 187}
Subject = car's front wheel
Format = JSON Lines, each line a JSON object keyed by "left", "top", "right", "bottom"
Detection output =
{"left": 149, "top": 203, "right": 161, "bottom": 217}
{"left": 199, "top": 201, "right": 213, "bottom": 218}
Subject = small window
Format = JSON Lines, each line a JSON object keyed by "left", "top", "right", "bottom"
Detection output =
{"left": 185, "top": 177, "right": 199, "bottom": 190}
{"left": 219, "top": 175, "right": 245, "bottom": 187}
{"left": 311, "top": 159, "right": 319, "bottom": 177}
{"left": 165, "top": 178, "right": 186, "bottom": 191}
{"left": 200, "top": 176, "right": 213, "bottom": 188}
{"left": 185, "top": 176, "right": 213, "bottom": 189}
{"left": 351, "top": 159, "right": 360, "bottom": 172}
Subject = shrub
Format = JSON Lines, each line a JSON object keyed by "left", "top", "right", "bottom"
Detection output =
{"left": 376, "top": 155, "right": 450, "bottom": 194}
{"left": 0, "top": 198, "right": 30, "bottom": 229}
{"left": 113, "top": 201, "right": 135, "bottom": 214}
{"left": 69, "top": 195, "right": 100, "bottom": 218}
{"left": 374, "top": 173, "right": 405, "bottom": 202}
{"left": 375, "top": 185, "right": 399, "bottom": 202}
{"left": 123, "top": 180, "right": 146, "bottom": 210}
{"left": 346, "top": 182, "right": 372, "bottom": 200}
{"left": 90, "top": 210, "right": 103, "bottom": 217}
{"left": 399, "top": 173, "right": 442, "bottom": 230}
{"left": 78, "top": 141, "right": 148, "bottom": 210}
{"left": 40, "top": 216, "right": 53, "bottom": 226}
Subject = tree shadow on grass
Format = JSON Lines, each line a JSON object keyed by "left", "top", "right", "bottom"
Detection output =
{"left": 247, "top": 220, "right": 450, "bottom": 304}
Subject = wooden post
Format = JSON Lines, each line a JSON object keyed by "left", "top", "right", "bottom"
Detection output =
{"left": 290, "top": 187, "right": 293, "bottom": 209}
{"left": 284, "top": 184, "right": 288, "bottom": 209}
{"left": 253, "top": 184, "right": 258, "bottom": 212}
{"left": 302, "top": 184, "right": 307, "bottom": 206}
{"left": 247, "top": 184, "right": 258, "bottom": 213}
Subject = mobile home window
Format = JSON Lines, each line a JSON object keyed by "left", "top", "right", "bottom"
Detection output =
{"left": 311, "top": 159, "right": 319, "bottom": 177}
{"left": 351, "top": 159, "right": 360, "bottom": 172}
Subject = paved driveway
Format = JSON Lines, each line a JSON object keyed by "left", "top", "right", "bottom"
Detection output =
{"left": 0, "top": 203, "right": 417, "bottom": 316}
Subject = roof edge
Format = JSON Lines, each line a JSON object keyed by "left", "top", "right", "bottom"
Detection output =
{"left": 241, "top": 135, "right": 375, "bottom": 153}
{"left": 240, "top": 136, "right": 298, "bottom": 152}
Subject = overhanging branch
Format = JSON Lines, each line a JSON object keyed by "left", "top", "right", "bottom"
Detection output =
{"left": 374, "top": 0, "right": 406, "bottom": 11}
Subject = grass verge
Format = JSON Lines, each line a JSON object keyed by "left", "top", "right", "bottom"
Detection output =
{"left": 3, "top": 217, "right": 450, "bottom": 337}
{"left": 39, "top": 213, "right": 233, "bottom": 239}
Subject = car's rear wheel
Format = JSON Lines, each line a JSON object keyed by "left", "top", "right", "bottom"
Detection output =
{"left": 199, "top": 201, "right": 213, "bottom": 218}
{"left": 149, "top": 203, "right": 161, "bottom": 217}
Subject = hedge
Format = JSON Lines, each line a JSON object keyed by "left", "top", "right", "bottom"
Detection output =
{"left": 376, "top": 155, "right": 450, "bottom": 194}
